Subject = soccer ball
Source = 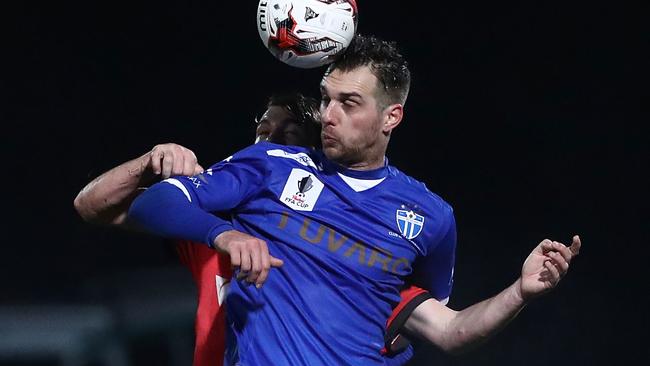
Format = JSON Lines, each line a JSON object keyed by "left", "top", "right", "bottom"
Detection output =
{"left": 256, "top": 0, "right": 358, "bottom": 69}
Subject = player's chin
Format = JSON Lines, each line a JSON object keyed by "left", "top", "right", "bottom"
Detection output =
{"left": 322, "top": 144, "right": 342, "bottom": 160}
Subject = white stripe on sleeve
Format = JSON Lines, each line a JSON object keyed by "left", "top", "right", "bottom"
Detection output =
{"left": 163, "top": 178, "right": 192, "bottom": 202}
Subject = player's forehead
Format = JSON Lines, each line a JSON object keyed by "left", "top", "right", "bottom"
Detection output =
{"left": 259, "top": 105, "right": 298, "bottom": 124}
{"left": 320, "top": 66, "right": 378, "bottom": 98}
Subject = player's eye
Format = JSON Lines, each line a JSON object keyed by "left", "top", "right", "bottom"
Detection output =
{"left": 284, "top": 129, "right": 299, "bottom": 137}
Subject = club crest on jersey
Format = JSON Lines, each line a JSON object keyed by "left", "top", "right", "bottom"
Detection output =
{"left": 396, "top": 210, "right": 425, "bottom": 240}
{"left": 280, "top": 168, "right": 324, "bottom": 211}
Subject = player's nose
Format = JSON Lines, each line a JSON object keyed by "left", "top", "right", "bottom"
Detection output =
{"left": 320, "top": 101, "right": 338, "bottom": 126}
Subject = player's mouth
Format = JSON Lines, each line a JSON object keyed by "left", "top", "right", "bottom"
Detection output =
{"left": 321, "top": 132, "right": 337, "bottom": 144}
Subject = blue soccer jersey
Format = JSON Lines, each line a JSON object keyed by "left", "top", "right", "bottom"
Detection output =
{"left": 129, "top": 142, "right": 456, "bottom": 366}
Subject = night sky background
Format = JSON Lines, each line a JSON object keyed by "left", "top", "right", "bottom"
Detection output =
{"left": 3, "top": 1, "right": 647, "bottom": 365}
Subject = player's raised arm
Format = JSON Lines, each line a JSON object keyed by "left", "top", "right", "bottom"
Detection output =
{"left": 404, "top": 235, "right": 582, "bottom": 355}
{"left": 126, "top": 143, "right": 284, "bottom": 287}
{"left": 73, "top": 143, "right": 203, "bottom": 226}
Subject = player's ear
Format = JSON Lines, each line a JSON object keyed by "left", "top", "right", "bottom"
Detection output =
{"left": 382, "top": 103, "right": 403, "bottom": 134}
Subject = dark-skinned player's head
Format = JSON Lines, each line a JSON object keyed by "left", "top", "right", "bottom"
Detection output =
{"left": 255, "top": 92, "right": 321, "bottom": 149}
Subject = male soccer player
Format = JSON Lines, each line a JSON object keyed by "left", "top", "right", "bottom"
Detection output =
{"left": 127, "top": 34, "right": 581, "bottom": 365}
{"left": 75, "top": 92, "right": 424, "bottom": 366}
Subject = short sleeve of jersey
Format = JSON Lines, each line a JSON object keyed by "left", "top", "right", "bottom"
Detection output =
{"left": 412, "top": 207, "right": 456, "bottom": 303}
{"left": 168, "top": 143, "right": 271, "bottom": 213}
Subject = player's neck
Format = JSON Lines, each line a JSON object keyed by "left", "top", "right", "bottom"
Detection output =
{"left": 349, "top": 142, "right": 388, "bottom": 171}
{"left": 345, "top": 159, "right": 384, "bottom": 171}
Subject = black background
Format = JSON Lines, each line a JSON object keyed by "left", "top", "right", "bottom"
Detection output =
{"left": 3, "top": 1, "right": 647, "bottom": 365}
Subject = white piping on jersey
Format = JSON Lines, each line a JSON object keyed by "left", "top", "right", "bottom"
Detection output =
{"left": 337, "top": 173, "right": 386, "bottom": 192}
{"left": 163, "top": 178, "right": 192, "bottom": 202}
{"left": 439, "top": 297, "right": 449, "bottom": 305}
{"left": 266, "top": 149, "right": 320, "bottom": 170}
{"left": 405, "top": 238, "right": 425, "bottom": 256}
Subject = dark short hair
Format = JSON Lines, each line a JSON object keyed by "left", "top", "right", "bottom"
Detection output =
{"left": 267, "top": 92, "right": 322, "bottom": 148}
{"left": 328, "top": 34, "right": 411, "bottom": 108}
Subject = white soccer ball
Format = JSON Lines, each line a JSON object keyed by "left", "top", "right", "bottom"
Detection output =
{"left": 256, "top": 0, "right": 358, "bottom": 69}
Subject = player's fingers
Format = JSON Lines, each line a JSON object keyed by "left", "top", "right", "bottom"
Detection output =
{"left": 229, "top": 247, "right": 241, "bottom": 268}
{"left": 161, "top": 150, "right": 175, "bottom": 178}
{"left": 239, "top": 247, "right": 252, "bottom": 274}
{"left": 548, "top": 251, "right": 569, "bottom": 273}
{"left": 193, "top": 163, "right": 205, "bottom": 176}
{"left": 182, "top": 152, "right": 196, "bottom": 176}
{"left": 543, "top": 259, "right": 561, "bottom": 285}
{"left": 247, "top": 243, "right": 263, "bottom": 284}
{"left": 569, "top": 235, "right": 581, "bottom": 256}
{"left": 171, "top": 149, "right": 185, "bottom": 176}
{"left": 540, "top": 239, "right": 554, "bottom": 253}
{"left": 550, "top": 241, "right": 573, "bottom": 264}
{"left": 256, "top": 244, "right": 272, "bottom": 288}
{"left": 150, "top": 147, "right": 163, "bottom": 175}
{"left": 186, "top": 149, "right": 201, "bottom": 175}
{"left": 270, "top": 256, "right": 284, "bottom": 267}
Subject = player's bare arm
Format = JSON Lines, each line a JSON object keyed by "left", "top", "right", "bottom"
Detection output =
{"left": 404, "top": 235, "right": 581, "bottom": 355}
{"left": 74, "top": 143, "right": 203, "bottom": 226}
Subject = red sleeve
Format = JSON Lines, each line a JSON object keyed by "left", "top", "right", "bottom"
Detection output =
{"left": 382, "top": 285, "right": 432, "bottom": 355}
{"left": 175, "top": 240, "right": 233, "bottom": 366}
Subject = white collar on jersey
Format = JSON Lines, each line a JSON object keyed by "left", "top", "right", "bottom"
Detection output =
{"left": 337, "top": 173, "right": 386, "bottom": 192}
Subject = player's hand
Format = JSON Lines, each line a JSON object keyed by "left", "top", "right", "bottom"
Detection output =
{"left": 213, "top": 230, "right": 284, "bottom": 288}
{"left": 148, "top": 143, "right": 204, "bottom": 180}
{"left": 519, "top": 235, "right": 581, "bottom": 301}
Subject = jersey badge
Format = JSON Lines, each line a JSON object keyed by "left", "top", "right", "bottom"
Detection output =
{"left": 279, "top": 168, "right": 324, "bottom": 211}
{"left": 396, "top": 209, "right": 425, "bottom": 240}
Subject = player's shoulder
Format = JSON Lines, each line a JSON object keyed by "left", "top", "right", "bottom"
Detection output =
{"left": 259, "top": 142, "right": 317, "bottom": 158}
{"left": 246, "top": 141, "right": 311, "bottom": 154}
{"left": 213, "top": 142, "right": 319, "bottom": 167}
{"left": 387, "top": 164, "right": 453, "bottom": 214}
{"left": 234, "top": 141, "right": 314, "bottom": 158}
{"left": 256, "top": 142, "right": 322, "bottom": 170}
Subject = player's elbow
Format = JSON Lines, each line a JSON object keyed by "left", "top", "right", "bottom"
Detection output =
{"left": 442, "top": 324, "right": 489, "bottom": 356}
{"left": 441, "top": 328, "right": 472, "bottom": 355}
{"left": 73, "top": 191, "right": 94, "bottom": 222}
{"left": 73, "top": 190, "right": 111, "bottom": 225}
{"left": 436, "top": 311, "right": 480, "bottom": 356}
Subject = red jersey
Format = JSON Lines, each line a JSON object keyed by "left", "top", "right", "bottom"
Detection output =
{"left": 176, "top": 240, "right": 232, "bottom": 366}
{"left": 175, "top": 240, "right": 428, "bottom": 366}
